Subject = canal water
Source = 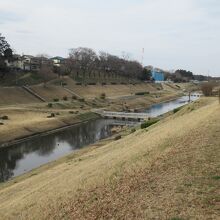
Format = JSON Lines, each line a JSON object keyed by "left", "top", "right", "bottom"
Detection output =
{"left": 0, "top": 95, "right": 199, "bottom": 182}
{"left": 145, "top": 95, "right": 199, "bottom": 117}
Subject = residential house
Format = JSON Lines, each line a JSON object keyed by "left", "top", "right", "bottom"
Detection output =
{"left": 22, "top": 55, "right": 38, "bottom": 71}
{"left": 22, "top": 55, "right": 53, "bottom": 71}
{"left": 5, "top": 54, "right": 23, "bottom": 70}
{"left": 5, "top": 54, "right": 53, "bottom": 71}
{"left": 51, "top": 56, "right": 65, "bottom": 67}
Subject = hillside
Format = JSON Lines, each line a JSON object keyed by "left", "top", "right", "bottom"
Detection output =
{"left": 0, "top": 77, "right": 175, "bottom": 105}
{"left": 0, "top": 97, "right": 219, "bottom": 220}
{"left": 0, "top": 87, "right": 39, "bottom": 105}
{"left": 0, "top": 78, "right": 182, "bottom": 144}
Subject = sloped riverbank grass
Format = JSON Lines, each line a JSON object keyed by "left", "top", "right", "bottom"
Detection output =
{"left": 140, "top": 118, "right": 160, "bottom": 129}
{"left": 0, "top": 97, "right": 219, "bottom": 220}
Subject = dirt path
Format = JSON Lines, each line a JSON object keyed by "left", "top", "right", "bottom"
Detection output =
{"left": 0, "top": 98, "right": 219, "bottom": 220}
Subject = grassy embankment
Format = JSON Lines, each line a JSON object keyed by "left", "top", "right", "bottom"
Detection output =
{"left": 0, "top": 104, "right": 99, "bottom": 147}
{"left": 0, "top": 79, "right": 183, "bottom": 145}
{"left": 0, "top": 97, "right": 219, "bottom": 220}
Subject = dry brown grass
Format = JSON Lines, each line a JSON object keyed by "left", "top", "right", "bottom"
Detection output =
{"left": 0, "top": 78, "right": 178, "bottom": 106}
{"left": 108, "top": 91, "right": 181, "bottom": 111}
{"left": 0, "top": 87, "right": 39, "bottom": 106}
{"left": 0, "top": 97, "right": 219, "bottom": 220}
{"left": 30, "top": 85, "right": 72, "bottom": 102}
{"left": 0, "top": 103, "right": 91, "bottom": 145}
{"left": 63, "top": 77, "right": 159, "bottom": 99}
{"left": 0, "top": 81, "right": 181, "bottom": 143}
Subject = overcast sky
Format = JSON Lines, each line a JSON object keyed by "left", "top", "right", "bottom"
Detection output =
{"left": 0, "top": 0, "right": 220, "bottom": 76}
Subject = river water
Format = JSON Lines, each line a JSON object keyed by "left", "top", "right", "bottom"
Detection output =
{"left": 145, "top": 95, "right": 199, "bottom": 117}
{"left": 0, "top": 95, "right": 199, "bottom": 182}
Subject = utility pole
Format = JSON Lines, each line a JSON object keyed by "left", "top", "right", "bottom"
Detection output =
{"left": 141, "top": 48, "right": 144, "bottom": 66}
{"left": 219, "top": 89, "right": 220, "bottom": 104}
{"left": 15, "top": 69, "right": 18, "bottom": 85}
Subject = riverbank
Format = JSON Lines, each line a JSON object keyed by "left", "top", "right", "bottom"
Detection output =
{"left": 0, "top": 91, "right": 181, "bottom": 148}
{"left": 0, "top": 97, "right": 219, "bottom": 219}
{"left": 0, "top": 95, "right": 192, "bottom": 182}
{"left": 0, "top": 111, "right": 100, "bottom": 148}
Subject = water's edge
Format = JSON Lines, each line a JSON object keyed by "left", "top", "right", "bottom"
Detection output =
{"left": 0, "top": 95, "right": 199, "bottom": 183}
{"left": 0, "top": 112, "right": 100, "bottom": 149}
{"left": 0, "top": 95, "right": 181, "bottom": 149}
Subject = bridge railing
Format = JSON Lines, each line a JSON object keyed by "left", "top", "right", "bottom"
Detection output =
{"left": 93, "top": 109, "right": 149, "bottom": 119}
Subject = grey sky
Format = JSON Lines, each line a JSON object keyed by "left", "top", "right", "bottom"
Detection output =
{"left": 0, "top": 0, "right": 220, "bottom": 76}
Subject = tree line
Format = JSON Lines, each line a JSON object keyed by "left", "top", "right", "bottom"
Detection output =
{"left": 1, "top": 33, "right": 217, "bottom": 85}
{"left": 58, "top": 47, "right": 149, "bottom": 81}
{"left": 0, "top": 33, "right": 151, "bottom": 82}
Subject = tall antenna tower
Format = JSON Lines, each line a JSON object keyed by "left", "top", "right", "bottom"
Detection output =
{"left": 141, "top": 48, "right": 145, "bottom": 66}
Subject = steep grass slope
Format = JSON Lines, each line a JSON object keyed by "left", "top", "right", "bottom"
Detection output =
{"left": 0, "top": 87, "right": 39, "bottom": 106}
{"left": 0, "top": 98, "right": 219, "bottom": 220}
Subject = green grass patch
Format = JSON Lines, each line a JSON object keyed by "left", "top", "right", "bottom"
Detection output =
{"left": 212, "top": 176, "right": 220, "bottom": 180}
{"left": 173, "top": 106, "right": 182, "bottom": 113}
{"left": 53, "top": 98, "right": 59, "bottom": 102}
{"left": 141, "top": 119, "right": 160, "bottom": 129}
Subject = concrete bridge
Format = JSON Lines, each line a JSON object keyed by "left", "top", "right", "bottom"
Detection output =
{"left": 93, "top": 110, "right": 149, "bottom": 121}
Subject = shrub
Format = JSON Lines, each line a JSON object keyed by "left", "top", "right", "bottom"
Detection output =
{"left": 78, "top": 98, "right": 85, "bottom": 102}
{"left": 101, "top": 82, "right": 106, "bottom": 86}
{"left": 56, "top": 112, "right": 60, "bottom": 115}
{"left": 47, "top": 103, "right": 53, "bottom": 108}
{"left": 69, "top": 111, "right": 74, "bottom": 114}
{"left": 53, "top": 98, "right": 59, "bottom": 102}
{"left": 173, "top": 107, "right": 181, "bottom": 113}
{"left": 0, "top": 122, "right": 4, "bottom": 125}
{"left": 47, "top": 113, "right": 55, "bottom": 118}
{"left": 88, "top": 82, "right": 96, "bottom": 85}
{"left": 130, "top": 128, "right": 136, "bottom": 133}
{"left": 114, "top": 135, "right": 121, "bottom": 140}
{"left": 72, "top": 95, "right": 77, "bottom": 100}
{"left": 63, "top": 96, "right": 68, "bottom": 101}
{"left": 1, "top": 115, "right": 9, "bottom": 120}
{"left": 100, "top": 93, "right": 106, "bottom": 99}
{"left": 76, "top": 82, "right": 82, "bottom": 85}
{"left": 135, "top": 91, "right": 150, "bottom": 96}
{"left": 201, "top": 82, "right": 214, "bottom": 96}
{"left": 111, "top": 82, "right": 117, "bottom": 85}
{"left": 141, "top": 119, "right": 159, "bottom": 129}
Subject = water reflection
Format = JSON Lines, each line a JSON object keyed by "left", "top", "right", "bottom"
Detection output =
{"left": 0, "top": 119, "right": 115, "bottom": 182}
{"left": 0, "top": 95, "right": 200, "bottom": 182}
{"left": 145, "top": 95, "right": 199, "bottom": 117}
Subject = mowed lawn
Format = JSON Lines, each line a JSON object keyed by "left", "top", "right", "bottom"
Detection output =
{"left": 0, "top": 98, "right": 219, "bottom": 220}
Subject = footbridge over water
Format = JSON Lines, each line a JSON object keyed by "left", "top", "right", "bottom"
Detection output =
{"left": 93, "top": 110, "right": 149, "bottom": 121}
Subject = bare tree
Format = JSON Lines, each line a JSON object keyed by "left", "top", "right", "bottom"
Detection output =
{"left": 68, "top": 47, "right": 98, "bottom": 82}
{"left": 201, "top": 82, "right": 214, "bottom": 96}
{"left": 66, "top": 48, "right": 144, "bottom": 83}
{"left": 38, "top": 64, "right": 56, "bottom": 87}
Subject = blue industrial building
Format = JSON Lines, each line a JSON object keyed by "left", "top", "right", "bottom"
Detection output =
{"left": 151, "top": 69, "right": 165, "bottom": 82}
